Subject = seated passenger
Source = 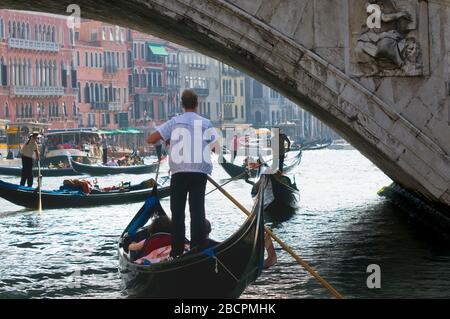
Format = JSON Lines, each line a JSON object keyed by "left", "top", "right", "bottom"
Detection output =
{"left": 107, "top": 158, "right": 119, "bottom": 167}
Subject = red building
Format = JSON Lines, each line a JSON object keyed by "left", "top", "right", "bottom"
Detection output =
{"left": 128, "top": 31, "right": 169, "bottom": 127}
{"left": 75, "top": 20, "right": 129, "bottom": 129}
{"left": 0, "top": 10, "right": 78, "bottom": 129}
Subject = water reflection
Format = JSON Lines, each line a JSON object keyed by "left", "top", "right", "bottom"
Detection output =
{"left": 0, "top": 150, "right": 449, "bottom": 298}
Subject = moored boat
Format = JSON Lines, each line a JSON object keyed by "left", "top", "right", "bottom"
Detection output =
{"left": 0, "top": 179, "right": 170, "bottom": 209}
{"left": 70, "top": 159, "right": 158, "bottom": 176}
{"left": 251, "top": 174, "right": 299, "bottom": 220}
{"left": 118, "top": 175, "right": 268, "bottom": 298}
{"left": 0, "top": 165, "right": 80, "bottom": 177}
{"left": 219, "top": 150, "right": 302, "bottom": 179}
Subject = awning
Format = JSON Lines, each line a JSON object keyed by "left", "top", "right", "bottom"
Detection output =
{"left": 148, "top": 44, "right": 168, "bottom": 56}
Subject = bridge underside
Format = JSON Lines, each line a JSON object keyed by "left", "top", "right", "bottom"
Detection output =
{"left": 1, "top": 0, "right": 449, "bottom": 210}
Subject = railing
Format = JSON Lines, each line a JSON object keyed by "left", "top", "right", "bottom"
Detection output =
{"left": 103, "top": 65, "right": 118, "bottom": 74}
{"left": 166, "top": 63, "right": 178, "bottom": 70}
{"left": 167, "top": 84, "right": 180, "bottom": 90}
{"left": 189, "top": 63, "right": 207, "bottom": 70}
{"left": 148, "top": 86, "right": 167, "bottom": 94}
{"left": 222, "top": 68, "right": 241, "bottom": 76}
{"left": 8, "top": 38, "right": 59, "bottom": 52}
{"left": 223, "top": 95, "right": 235, "bottom": 103}
{"left": 194, "top": 88, "right": 209, "bottom": 97}
{"left": 108, "top": 102, "right": 122, "bottom": 112}
{"left": 91, "top": 101, "right": 108, "bottom": 110}
{"left": 11, "top": 86, "right": 64, "bottom": 97}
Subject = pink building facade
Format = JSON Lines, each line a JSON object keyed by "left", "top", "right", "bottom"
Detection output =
{"left": 0, "top": 10, "right": 78, "bottom": 129}
{"left": 75, "top": 20, "right": 130, "bottom": 129}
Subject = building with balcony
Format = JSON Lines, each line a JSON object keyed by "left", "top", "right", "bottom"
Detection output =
{"left": 0, "top": 10, "right": 78, "bottom": 129}
{"left": 128, "top": 31, "right": 170, "bottom": 127}
{"left": 179, "top": 48, "right": 221, "bottom": 123}
{"left": 75, "top": 20, "right": 129, "bottom": 129}
{"left": 220, "top": 64, "right": 246, "bottom": 125}
{"left": 245, "top": 78, "right": 333, "bottom": 143}
{"left": 165, "top": 43, "right": 181, "bottom": 117}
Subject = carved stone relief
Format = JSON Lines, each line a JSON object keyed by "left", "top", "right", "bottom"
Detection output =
{"left": 348, "top": 0, "right": 429, "bottom": 77}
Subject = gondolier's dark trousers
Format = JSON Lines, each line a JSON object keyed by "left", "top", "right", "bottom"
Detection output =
{"left": 102, "top": 148, "right": 108, "bottom": 164}
{"left": 20, "top": 156, "right": 33, "bottom": 187}
{"left": 170, "top": 172, "right": 208, "bottom": 257}
{"left": 155, "top": 144, "right": 162, "bottom": 161}
{"left": 278, "top": 155, "right": 285, "bottom": 172}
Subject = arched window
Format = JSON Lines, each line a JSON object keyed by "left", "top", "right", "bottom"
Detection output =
{"left": 72, "top": 102, "right": 77, "bottom": 116}
{"left": 77, "top": 82, "right": 81, "bottom": 102}
{"left": 95, "top": 83, "right": 99, "bottom": 102}
{"left": 235, "top": 105, "right": 238, "bottom": 118}
{"left": 21, "top": 22, "right": 25, "bottom": 39}
{"left": 46, "top": 25, "right": 51, "bottom": 42}
{"left": 4, "top": 103, "right": 9, "bottom": 118}
{"left": 95, "top": 53, "right": 98, "bottom": 68}
{"left": 51, "top": 26, "right": 55, "bottom": 42}
{"left": 84, "top": 83, "right": 90, "bottom": 103}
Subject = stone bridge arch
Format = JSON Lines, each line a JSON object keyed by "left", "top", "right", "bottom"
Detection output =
{"left": 1, "top": 0, "right": 449, "bottom": 209}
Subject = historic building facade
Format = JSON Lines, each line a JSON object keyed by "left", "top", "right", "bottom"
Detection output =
{"left": 74, "top": 20, "right": 129, "bottom": 129}
{"left": 220, "top": 64, "right": 246, "bottom": 125}
{"left": 178, "top": 48, "right": 221, "bottom": 123}
{"left": 0, "top": 10, "right": 78, "bottom": 129}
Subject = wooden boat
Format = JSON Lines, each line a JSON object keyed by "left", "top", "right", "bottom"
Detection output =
{"left": 70, "top": 159, "right": 158, "bottom": 176}
{"left": 251, "top": 174, "right": 299, "bottom": 220}
{"left": 219, "top": 150, "right": 302, "bottom": 179}
{"left": 0, "top": 179, "right": 170, "bottom": 209}
{"left": 0, "top": 165, "right": 80, "bottom": 177}
{"left": 118, "top": 175, "right": 267, "bottom": 299}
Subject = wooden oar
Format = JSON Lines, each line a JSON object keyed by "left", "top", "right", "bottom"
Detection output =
{"left": 37, "top": 159, "right": 42, "bottom": 213}
{"left": 206, "top": 175, "right": 344, "bottom": 299}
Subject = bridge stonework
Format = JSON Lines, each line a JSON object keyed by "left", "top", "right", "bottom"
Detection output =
{"left": 1, "top": 0, "right": 449, "bottom": 209}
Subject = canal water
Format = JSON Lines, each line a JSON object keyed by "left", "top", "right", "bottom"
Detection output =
{"left": 1, "top": 149, "right": 449, "bottom": 299}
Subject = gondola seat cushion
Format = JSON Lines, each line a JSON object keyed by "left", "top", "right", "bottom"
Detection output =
{"left": 140, "top": 233, "right": 172, "bottom": 258}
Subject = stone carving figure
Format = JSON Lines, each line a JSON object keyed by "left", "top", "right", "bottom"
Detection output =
{"left": 355, "top": 0, "right": 422, "bottom": 75}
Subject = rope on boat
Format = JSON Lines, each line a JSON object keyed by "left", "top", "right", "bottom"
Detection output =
{"left": 203, "top": 247, "right": 239, "bottom": 282}
{"left": 207, "top": 175, "right": 344, "bottom": 299}
{"left": 205, "top": 170, "right": 249, "bottom": 196}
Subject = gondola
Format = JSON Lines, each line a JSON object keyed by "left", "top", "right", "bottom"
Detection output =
{"left": 118, "top": 175, "right": 268, "bottom": 298}
{"left": 251, "top": 174, "right": 299, "bottom": 220}
{"left": 0, "top": 179, "right": 170, "bottom": 209}
{"left": 0, "top": 165, "right": 80, "bottom": 177}
{"left": 219, "top": 150, "right": 302, "bottom": 179}
{"left": 70, "top": 159, "right": 158, "bottom": 176}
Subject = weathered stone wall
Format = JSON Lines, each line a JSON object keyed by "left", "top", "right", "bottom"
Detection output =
{"left": 0, "top": 0, "right": 449, "bottom": 208}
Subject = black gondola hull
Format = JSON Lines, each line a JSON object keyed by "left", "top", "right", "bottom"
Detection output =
{"left": 252, "top": 175, "right": 299, "bottom": 220}
{"left": 0, "top": 166, "right": 80, "bottom": 177}
{"left": 219, "top": 151, "right": 302, "bottom": 179}
{"left": 0, "top": 180, "right": 169, "bottom": 209}
{"left": 118, "top": 176, "right": 267, "bottom": 299}
{"left": 71, "top": 159, "right": 157, "bottom": 176}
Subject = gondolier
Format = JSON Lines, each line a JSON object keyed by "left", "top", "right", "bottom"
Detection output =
{"left": 147, "top": 89, "right": 218, "bottom": 258}
{"left": 272, "top": 128, "right": 291, "bottom": 173}
{"left": 20, "top": 132, "right": 40, "bottom": 187}
{"left": 101, "top": 134, "right": 108, "bottom": 165}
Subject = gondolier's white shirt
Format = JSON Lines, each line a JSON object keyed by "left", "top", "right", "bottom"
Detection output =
{"left": 157, "top": 112, "right": 217, "bottom": 175}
